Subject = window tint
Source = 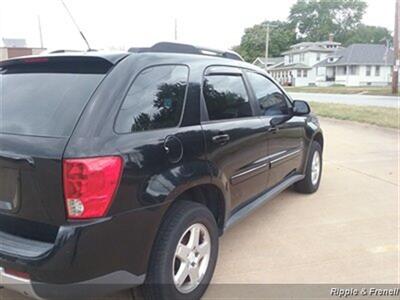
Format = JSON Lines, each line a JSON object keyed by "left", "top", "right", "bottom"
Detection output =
{"left": 115, "top": 65, "right": 188, "bottom": 133}
{"left": 246, "top": 72, "right": 290, "bottom": 116}
{"left": 203, "top": 75, "right": 252, "bottom": 121}
{"left": 0, "top": 73, "right": 105, "bottom": 137}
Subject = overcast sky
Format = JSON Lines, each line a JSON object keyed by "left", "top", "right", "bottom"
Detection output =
{"left": 0, "top": 0, "right": 396, "bottom": 51}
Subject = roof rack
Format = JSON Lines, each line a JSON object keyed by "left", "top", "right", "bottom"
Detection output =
{"left": 128, "top": 42, "right": 244, "bottom": 61}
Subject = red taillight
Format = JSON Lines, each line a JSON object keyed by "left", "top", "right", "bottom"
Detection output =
{"left": 63, "top": 157, "right": 123, "bottom": 219}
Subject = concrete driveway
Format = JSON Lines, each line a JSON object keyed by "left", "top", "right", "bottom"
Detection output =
{"left": 1, "top": 118, "right": 399, "bottom": 299}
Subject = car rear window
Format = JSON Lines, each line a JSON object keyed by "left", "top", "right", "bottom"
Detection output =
{"left": 0, "top": 61, "right": 108, "bottom": 137}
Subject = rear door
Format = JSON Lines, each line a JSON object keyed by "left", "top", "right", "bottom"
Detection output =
{"left": 0, "top": 57, "right": 112, "bottom": 226}
{"left": 245, "top": 71, "right": 305, "bottom": 188}
{"left": 201, "top": 66, "right": 269, "bottom": 211}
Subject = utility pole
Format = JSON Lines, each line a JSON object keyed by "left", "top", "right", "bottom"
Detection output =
{"left": 265, "top": 23, "right": 277, "bottom": 72}
{"left": 265, "top": 24, "right": 270, "bottom": 71}
{"left": 174, "top": 18, "right": 178, "bottom": 41}
{"left": 392, "top": 0, "right": 399, "bottom": 95}
{"left": 37, "top": 15, "right": 44, "bottom": 48}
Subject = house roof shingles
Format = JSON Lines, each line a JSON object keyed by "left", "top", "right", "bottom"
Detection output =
{"left": 269, "top": 63, "right": 311, "bottom": 71}
{"left": 316, "top": 44, "right": 394, "bottom": 67}
{"left": 253, "top": 57, "right": 284, "bottom": 66}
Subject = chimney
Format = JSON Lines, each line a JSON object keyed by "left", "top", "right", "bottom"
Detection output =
{"left": 329, "top": 33, "right": 334, "bottom": 42}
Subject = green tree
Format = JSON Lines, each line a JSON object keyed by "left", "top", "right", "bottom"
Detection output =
{"left": 344, "top": 25, "right": 393, "bottom": 46}
{"left": 233, "top": 0, "right": 392, "bottom": 63}
{"left": 234, "top": 20, "right": 296, "bottom": 63}
{"left": 289, "top": 0, "right": 367, "bottom": 43}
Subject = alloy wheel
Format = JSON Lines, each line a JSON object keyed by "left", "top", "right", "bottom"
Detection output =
{"left": 172, "top": 223, "right": 211, "bottom": 294}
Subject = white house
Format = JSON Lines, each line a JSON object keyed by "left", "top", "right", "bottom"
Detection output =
{"left": 314, "top": 44, "right": 394, "bottom": 87}
{"left": 267, "top": 37, "right": 342, "bottom": 86}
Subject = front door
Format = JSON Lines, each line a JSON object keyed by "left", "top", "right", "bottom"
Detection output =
{"left": 201, "top": 67, "right": 269, "bottom": 211}
{"left": 245, "top": 71, "right": 305, "bottom": 189}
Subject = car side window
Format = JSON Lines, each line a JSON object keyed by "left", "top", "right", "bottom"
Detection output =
{"left": 246, "top": 72, "right": 290, "bottom": 116}
{"left": 115, "top": 65, "right": 189, "bottom": 133}
{"left": 203, "top": 75, "right": 252, "bottom": 121}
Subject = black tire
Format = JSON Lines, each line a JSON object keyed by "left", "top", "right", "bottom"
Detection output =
{"left": 294, "top": 141, "right": 322, "bottom": 194}
{"left": 141, "top": 201, "right": 219, "bottom": 300}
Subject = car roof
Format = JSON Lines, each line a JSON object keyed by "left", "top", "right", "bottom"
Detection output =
{"left": 127, "top": 51, "right": 264, "bottom": 73}
{"left": 0, "top": 49, "right": 266, "bottom": 76}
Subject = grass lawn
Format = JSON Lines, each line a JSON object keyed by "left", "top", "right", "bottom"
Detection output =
{"left": 286, "top": 86, "right": 396, "bottom": 96}
{"left": 309, "top": 101, "right": 399, "bottom": 129}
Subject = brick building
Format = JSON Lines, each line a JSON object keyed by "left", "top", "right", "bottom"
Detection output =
{"left": 0, "top": 38, "right": 45, "bottom": 61}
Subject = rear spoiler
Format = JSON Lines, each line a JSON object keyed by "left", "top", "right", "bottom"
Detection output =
{"left": 0, "top": 54, "right": 128, "bottom": 74}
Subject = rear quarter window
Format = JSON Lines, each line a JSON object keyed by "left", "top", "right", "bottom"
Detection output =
{"left": 115, "top": 65, "right": 189, "bottom": 133}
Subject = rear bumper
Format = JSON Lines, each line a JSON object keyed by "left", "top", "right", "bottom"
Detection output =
{"left": 0, "top": 204, "right": 168, "bottom": 299}
{"left": 0, "top": 267, "right": 145, "bottom": 300}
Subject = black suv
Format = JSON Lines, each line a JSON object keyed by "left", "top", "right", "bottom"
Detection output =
{"left": 0, "top": 42, "right": 323, "bottom": 300}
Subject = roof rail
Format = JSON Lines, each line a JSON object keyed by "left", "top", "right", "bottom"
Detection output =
{"left": 128, "top": 42, "right": 244, "bottom": 61}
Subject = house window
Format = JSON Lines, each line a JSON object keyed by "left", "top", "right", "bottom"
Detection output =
{"left": 337, "top": 67, "right": 346, "bottom": 75}
{"left": 317, "top": 53, "right": 321, "bottom": 61}
{"left": 366, "top": 66, "right": 371, "bottom": 76}
{"left": 349, "top": 66, "right": 358, "bottom": 75}
{"left": 375, "top": 66, "right": 380, "bottom": 76}
{"left": 297, "top": 70, "right": 302, "bottom": 77}
{"left": 289, "top": 55, "right": 293, "bottom": 64}
{"left": 300, "top": 53, "right": 305, "bottom": 62}
{"left": 303, "top": 70, "right": 308, "bottom": 78}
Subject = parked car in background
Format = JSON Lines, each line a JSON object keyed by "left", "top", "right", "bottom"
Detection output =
{"left": 0, "top": 42, "right": 323, "bottom": 300}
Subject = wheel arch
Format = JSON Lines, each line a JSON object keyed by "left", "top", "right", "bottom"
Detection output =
{"left": 313, "top": 131, "right": 324, "bottom": 152}
{"left": 166, "top": 183, "right": 227, "bottom": 235}
{"left": 301, "top": 124, "right": 324, "bottom": 175}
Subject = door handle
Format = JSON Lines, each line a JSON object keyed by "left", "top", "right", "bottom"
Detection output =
{"left": 212, "top": 134, "right": 230, "bottom": 145}
{"left": 268, "top": 127, "right": 279, "bottom": 134}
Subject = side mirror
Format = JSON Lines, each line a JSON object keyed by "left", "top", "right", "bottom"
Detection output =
{"left": 293, "top": 100, "right": 311, "bottom": 116}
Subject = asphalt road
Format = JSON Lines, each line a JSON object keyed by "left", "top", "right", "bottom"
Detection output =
{"left": 1, "top": 118, "right": 399, "bottom": 300}
{"left": 290, "top": 92, "right": 400, "bottom": 108}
